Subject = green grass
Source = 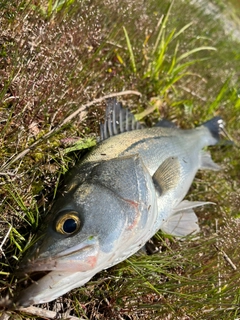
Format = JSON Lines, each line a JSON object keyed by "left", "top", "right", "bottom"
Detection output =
{"left": 122, "top": 0, "right": 218, "bottom": 118}
{"left": 0, "top": 0, "right": 240, "bottom": 319}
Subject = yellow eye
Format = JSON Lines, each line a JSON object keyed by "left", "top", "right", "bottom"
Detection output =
{"left": 55, "top": 211, "right": 81, "bottom": 235}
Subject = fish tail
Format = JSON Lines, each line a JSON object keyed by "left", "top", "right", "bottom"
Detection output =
{"left": 202, "top": 116, "right": 223, "bottom": 143}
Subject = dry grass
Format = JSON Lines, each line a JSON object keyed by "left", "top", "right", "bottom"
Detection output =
{"left": 0, "top": 0, "right": 240, "bottom": 319}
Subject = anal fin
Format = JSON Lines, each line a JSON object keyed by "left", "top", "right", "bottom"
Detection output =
{"left": 200, "top": 151, "right": 221, "bottom": 171}
{"left": 161, "top": 200, "right": 214, "bottom": 237}
{"left": 161, "top": 208, "right": 199, "bottom": 237}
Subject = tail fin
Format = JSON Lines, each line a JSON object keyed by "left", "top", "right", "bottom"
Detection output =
{"left": 202, "top": 116, "right": 223, "bottom": 142}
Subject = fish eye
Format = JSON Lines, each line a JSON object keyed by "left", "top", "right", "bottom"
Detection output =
{"left": 55, "top": 211, "right": 81, "bottom": 235}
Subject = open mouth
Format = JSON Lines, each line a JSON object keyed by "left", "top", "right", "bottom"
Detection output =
{"left": 16, "top": 237, "right": 100, "bottom": 278}
{"left": 13, "top": 269, "right": 94, "bottom": 307}
{"left": 15, "top": 270, "right": 51, "bottom": 290}
{"left": 12, "top": 270, "right": 52, "bottom": 307}
{"left": 12, "top": 237, "right": 101, "bottom": 306}
{"left": 24, "top": 271, "right": 51, "bottom": 282}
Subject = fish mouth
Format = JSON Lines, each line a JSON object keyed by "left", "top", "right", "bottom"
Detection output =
{"left": 14, "top": 269, "right": 96, "bottom": 307}
{"left": 14, "top": 237, "right": 101, "bottom": 307}
{"left": 17, "top": 237, "right": 100, "bottom": 276}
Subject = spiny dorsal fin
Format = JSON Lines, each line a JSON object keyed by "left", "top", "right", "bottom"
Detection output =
{"left": 152, "top": 156, "right": 181, "bottom": 195}
{"left": 100, "top": 98, "right": 144, "bottom": 141}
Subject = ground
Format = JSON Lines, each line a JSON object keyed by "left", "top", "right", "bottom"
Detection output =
{"left": 0, "top": 0, "right": 240, "bottom": 319}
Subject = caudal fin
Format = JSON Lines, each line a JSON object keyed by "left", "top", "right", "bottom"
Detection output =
{"left": 202, "top": 116, "right": 224, "bottom": 143}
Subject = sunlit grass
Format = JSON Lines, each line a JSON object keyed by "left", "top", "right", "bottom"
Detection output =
{"left": 122, "top": 0, "right": 217, "bottom": 105}
{"left": 31, "top": 0, "right": 76, "bottom": 18}
{"left": 0, "top": 0, "right": 240, "bottom": 319}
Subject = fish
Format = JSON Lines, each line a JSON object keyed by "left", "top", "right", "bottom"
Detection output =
{"left": 14, "top": 98, "right": 224, "bottom": 306}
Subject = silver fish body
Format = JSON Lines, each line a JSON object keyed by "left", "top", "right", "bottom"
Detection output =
{"left": 15, "top": 100, "right": 223, "bottom": 306}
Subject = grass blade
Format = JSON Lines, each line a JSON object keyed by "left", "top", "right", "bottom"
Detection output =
{"left": 123, "top": 26, "right": 137, "bottom": 73}
{"left": 177, "top": 46, "right": 217, "bottom": 62}
{"left": 152, "top": 0, "right": 174, "bottom": 55}
{"left": 173, "top": 21, "right": 194, "bottom": 40}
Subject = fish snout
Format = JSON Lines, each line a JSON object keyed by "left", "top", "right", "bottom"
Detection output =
{"left": 17, "top": 236, "right": 100, "bottom": 275}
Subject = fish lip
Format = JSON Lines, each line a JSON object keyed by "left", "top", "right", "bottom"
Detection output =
{"left": 17, "top": 237, "right": 99, "bottom": 275}
{"left": 55, "top": 239, "right": 96, "bottom": 257}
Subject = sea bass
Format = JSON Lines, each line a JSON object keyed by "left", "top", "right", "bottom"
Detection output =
{"left": 14, "top": 99, "right": 224, "bottom": 306}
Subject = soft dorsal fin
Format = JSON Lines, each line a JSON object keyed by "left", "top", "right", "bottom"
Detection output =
{"left": 152, "top": 156, "right": 181, "bottom": 195}
{"left": 154, "top": 119, "right": 178, "bottom": 128}
{"left": 100, "top": 98, "right": 144, "bottom": 141}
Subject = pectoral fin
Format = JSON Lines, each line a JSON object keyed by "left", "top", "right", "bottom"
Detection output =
{"left": 152, "top": 157, "right": 181, "bottom": 195}
{"left": 161, "top": 200, "right": 214, "bottom": 237}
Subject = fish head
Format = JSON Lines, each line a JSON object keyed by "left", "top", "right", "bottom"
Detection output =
{"left": 15, "top": 154, "right": 156, "bottom": 305}
{"left": 19, "top": 180, "right": 133, "bottom": 274}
